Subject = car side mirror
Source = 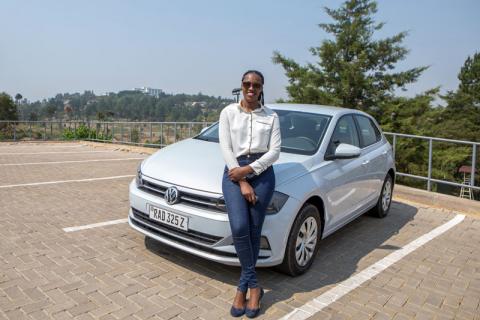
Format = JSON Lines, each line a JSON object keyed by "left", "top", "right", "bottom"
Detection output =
{"left": 325, "top": 143, "right": 361, "bottom": 160}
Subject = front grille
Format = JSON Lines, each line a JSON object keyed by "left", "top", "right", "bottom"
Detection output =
{"left": 139, "top": 180, "right": 226, "bottom": 212}
{"left": 131, "top": 208, "right": 222, "bottom": 245}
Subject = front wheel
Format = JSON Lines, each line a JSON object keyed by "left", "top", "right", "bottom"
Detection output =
{"left": 370, "top": 174, "right": 394, "bottom": 218}
{"left": 277, "top": 203, "right": 321, "bottom": 276}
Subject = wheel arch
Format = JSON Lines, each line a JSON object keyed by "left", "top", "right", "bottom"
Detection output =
{"left": 304, "top": 195, "right": 325, "bottom": 236}
{"left": 387, "top": 168, "right": 396, "bottom": 186}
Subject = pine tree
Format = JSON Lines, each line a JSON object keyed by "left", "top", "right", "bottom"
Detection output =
{"left": 273, "top": 0, "right": 427, "bottom": 116}
{"left": 457, "top": 52, "right": 480, "bottom": 105}
{"left": 435, "top": 53, "right": 480, "bottom": 142}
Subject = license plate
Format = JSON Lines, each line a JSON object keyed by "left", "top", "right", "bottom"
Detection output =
{"left": 148, "top": 205, "right": 188, "bottom": 231}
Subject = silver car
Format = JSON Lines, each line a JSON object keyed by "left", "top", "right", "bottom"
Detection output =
{"left": 129, "top": 104, "right": 395, "bottom": 276}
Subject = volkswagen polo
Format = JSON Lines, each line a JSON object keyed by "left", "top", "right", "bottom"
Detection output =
{"left": 129, "top": 104, "right": 395, "bottom": 276}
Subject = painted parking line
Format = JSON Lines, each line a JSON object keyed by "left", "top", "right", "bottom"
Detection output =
{"left": 0, "top": 175, "right": 135, "bottom": 189}
{"left": 0, "top": 144, "right": 84, "bottom": 148}
{"left": 0, "top": 157, "right": 144, "bottom": 166}
{"left": 63, "top": 218, "right": 129, "bottom": 232}
{"left": 0, "top": 150, "right": 115, "bottom": 155}
{"left": 281, "top": 214, "right": 466, "bottom": 320}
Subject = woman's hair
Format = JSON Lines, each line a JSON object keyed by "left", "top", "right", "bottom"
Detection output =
{"left": 242, "top": 70, "right": 264, "bottom": 105}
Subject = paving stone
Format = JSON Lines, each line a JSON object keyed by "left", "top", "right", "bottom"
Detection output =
{"left": 1, "top": 142, "right": 479, "bottom": 320}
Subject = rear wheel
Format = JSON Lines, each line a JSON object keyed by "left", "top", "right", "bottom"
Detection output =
{"left": 278, "top": 203, "right": 321, "bottom": 276}
{"left": 370, "top": 174, "right": 393, "bottom": 218}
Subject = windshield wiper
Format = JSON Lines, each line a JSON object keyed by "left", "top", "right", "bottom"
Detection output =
{"left": 194, "top": 136, "right": 217, "bottom": 142}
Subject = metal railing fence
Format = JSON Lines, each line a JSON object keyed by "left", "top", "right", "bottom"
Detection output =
{"left": 0, "top": 120, "right": 213, "bottom": 148}
{"left": 1, "top": 120, "right": 478, "bottom": 197}
{"left": 384, "top": 132, "right": 479, "bottom": 194}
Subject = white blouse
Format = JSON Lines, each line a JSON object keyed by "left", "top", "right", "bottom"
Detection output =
{"left": 219, "top": 102, "right": 281, "bottom": 175}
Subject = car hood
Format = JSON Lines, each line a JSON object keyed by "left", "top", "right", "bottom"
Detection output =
{"left": 141, "top": 138, "right": 311, "bottom": 195}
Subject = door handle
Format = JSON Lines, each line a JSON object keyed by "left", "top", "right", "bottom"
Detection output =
{"left": 362, "top": 160, "right": 370, "bottom": 165}
{"left": 382, "top": 150, "right": 388, "bottom": 155}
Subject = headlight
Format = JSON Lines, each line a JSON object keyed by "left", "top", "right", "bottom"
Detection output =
{"left": 135, "top": 163, "right": 143, "bottom": 187}
{"left": 266, "top": 191, "right": 289, "bottom": 215}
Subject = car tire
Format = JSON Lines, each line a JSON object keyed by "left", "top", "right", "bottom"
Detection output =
{"left": 370, "top": 174, "right": 394, "bottom": 218}
{"left": 277, "top": 203, "right": 321, "bottom": 276}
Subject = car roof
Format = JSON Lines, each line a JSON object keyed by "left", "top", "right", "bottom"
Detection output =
{"left": 266, "top": 103, "right": 370, "bottom": 118}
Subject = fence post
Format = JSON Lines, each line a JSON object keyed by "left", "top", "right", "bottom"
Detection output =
{"left": 121, "top": 123, "right": 124, "bottom": 142}
{"left": 74, "top": 121, "right": 77, "bottom": 140}
{"left": 150, "top": 123, "right": 153, "bottom": 143}
{"left": 472, "top": 144, "right": 477, "bottom": 188}
{"left": 29, "top": 123, "right": 32, "bottom": 140}
{"left": 392, "top": 134, "right": 397, "bottom": 160}
{"left": 111, "top": 123, "right": 115, "bottom": 142}
{"left": 174, "top": 123, "right": 177, "bottom": 143}
{"left": 160, "top": 123, "right": 163, "bottom": 146}
{"left": 43, "top": 123, "right": 47, "bottom": 141}
{"left": 427, "top": 139, "right": 433, "bottom": 191}
{"left": 13, "top": 123, "right": 16, "bottom": 141}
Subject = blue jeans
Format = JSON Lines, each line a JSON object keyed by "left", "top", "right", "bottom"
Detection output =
{"left": 222, "top": 153, "right": 275, "bottom": 293}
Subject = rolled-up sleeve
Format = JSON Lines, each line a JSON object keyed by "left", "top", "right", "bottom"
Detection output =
{"left": 250, "top": 114, "right": 281, "bottom": 175}
{"left": 218, "top": 108, "right": 240, "bottom": 170}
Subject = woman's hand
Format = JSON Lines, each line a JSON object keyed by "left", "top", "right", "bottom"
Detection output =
{"left": 228, "top": 166, "right": 253, "bottom": 182}
{"left": 239, "top": 180, "right": 257, "bottom": 204}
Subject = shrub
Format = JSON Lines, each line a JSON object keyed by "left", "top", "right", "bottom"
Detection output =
{"left": 61, "top": 124, "right": 99, "bottom": 140}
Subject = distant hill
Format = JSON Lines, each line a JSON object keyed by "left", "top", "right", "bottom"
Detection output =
{"left": 18, "top": 90, "right": 234, "bottom": 122}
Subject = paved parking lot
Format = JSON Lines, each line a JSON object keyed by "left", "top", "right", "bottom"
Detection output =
{"left": 0, "top": 142, "right": 479, "bottom": 320}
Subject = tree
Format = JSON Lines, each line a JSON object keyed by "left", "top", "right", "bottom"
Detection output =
{"left": 273, "top": 0, "right": 427, "bottom": 116}
{"left": 0, "top": 93, "right": 18, "bottom": 121}
{"left": 457, "top": 52, "right": 480, "bottom": 104}
{"left": 29, "top": 111, "right": 39, "bottom": 121}
{"left": 433, "top": 53, "right": 480, "bottom": 142}
{"left": 15, "top": 93, "right": 23, "bottom": 105}
{"left": 44, "top": 104, "right": 57, "bottom": 119}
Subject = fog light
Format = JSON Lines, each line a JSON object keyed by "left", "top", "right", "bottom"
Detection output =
{"left": 260, "top": 236, "right": 271, "bottom": 250}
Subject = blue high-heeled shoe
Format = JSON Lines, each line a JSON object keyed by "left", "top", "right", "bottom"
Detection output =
{"left": 230, "top": 305, "right": 246, "bottom": 317}
{"left": 245, "top": 288, "right": 264, "bottom": 318}
{"left": 230, "top": 291, "right": 247, "bottom": 317}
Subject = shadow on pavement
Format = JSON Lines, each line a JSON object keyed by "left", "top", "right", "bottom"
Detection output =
{"left": 144, "top": 200, "right": 418, "bottom": 316}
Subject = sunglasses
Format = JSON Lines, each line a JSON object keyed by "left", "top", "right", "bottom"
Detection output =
{"left": 242, "top": 81, "right": 263, "bottom": 90}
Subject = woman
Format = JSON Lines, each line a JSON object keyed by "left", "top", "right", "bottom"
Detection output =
{"left": 219, "top": 70, "right": 281, "bottom": 318}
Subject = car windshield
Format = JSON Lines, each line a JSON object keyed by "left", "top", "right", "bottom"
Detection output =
{"left": 194, "top": 109, "right": 331, "bottom": 155}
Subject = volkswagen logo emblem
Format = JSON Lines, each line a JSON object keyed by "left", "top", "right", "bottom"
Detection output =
{"left": 165, "top": 186, "right": 179, "bottom": 205}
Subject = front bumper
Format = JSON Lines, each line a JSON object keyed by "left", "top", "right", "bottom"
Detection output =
{"left": 129, "top": 179, "right": 300, "bottom": 267}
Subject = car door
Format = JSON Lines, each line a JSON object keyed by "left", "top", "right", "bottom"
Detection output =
{"left": 354, "top": 115, "right": 388, "bottom": 202}
{"left": 323, "top": 115, "right": 371, "bottom": 228}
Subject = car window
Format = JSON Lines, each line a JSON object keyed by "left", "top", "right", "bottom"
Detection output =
{"left": 277, "top": 110, "right": 331, "bottom": 155}
{"left": 326, "top": 115, "right": 359, "bottom": 156}
{"left": 355, "top": 115, "right": 381, "bottom": 147}
{"left": 194, "top": 109, "right": 331, "bottom": 155}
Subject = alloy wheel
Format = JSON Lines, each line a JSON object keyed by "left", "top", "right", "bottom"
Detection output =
{"left": 295, "top": 216, "right": 318, "bottom": 267}
{"left": 382, "top": 179, "right": 392, "bottom": 212}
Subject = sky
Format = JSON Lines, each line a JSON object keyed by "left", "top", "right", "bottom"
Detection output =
{"left": 1, "top": 0, "right": 479, "bottom": 103}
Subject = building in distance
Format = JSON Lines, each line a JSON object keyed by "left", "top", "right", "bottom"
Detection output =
{"left": 134, "top": 87, "right": 164, "bottom": 97}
